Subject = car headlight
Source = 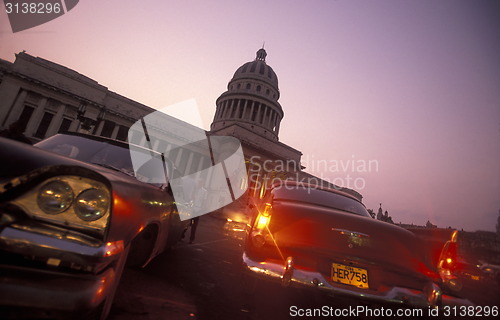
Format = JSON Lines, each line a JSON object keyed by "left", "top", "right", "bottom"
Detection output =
{"left": 37, "top": 180, "right": 74, "bottom": 214}
{"left": 75, "top": 188, "right": 109, "bottom": 221}
{"left": 12, "top": 175, "right": 111, "bottom": 238}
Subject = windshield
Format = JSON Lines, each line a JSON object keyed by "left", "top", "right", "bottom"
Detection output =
{"left": 36, "top": 134, "right": 135, "bottom": 173}
{"left": 36, "top": 134, "right": 154, "bottom": 180}
{"left": 271, "top": 185, "right": 369, "bottom": 217}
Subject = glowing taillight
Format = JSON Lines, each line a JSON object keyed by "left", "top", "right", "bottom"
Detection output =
{"left": 254, "top": 203, "right": 272, "bottom": 231}
{"left": 256, "top": 214, "right": 270, "bottom": 230}
{"left": 251, "top": 203, "right": 272, "bottom": 247}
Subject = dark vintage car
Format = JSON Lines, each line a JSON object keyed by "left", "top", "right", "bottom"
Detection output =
{"left": 243, "top": 181, "right": 473, "bottom": 308}
{"left": 0, "top": 132, "right": 189, "bottom": 319}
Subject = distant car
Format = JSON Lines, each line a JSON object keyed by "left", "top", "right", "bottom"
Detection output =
{"left": 479, "top": 263, "right": 500, "bottom": 284}
{"left": 0, "top": 133, "right": 189, "bottom": 319}
{"left": 243, "top": 181, "right": 472, "bottom": 307}
{"left": 436, "top": 234, "right": 497, "bottom": 292}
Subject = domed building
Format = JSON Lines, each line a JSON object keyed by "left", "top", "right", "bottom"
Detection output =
{"left": 210, "top": 48, "right": 362, "bottom": 203}
{"left": 210, "top": 48, "right": 304, "bottom": 198}
{"left": 211, "top": 48, "right": 283, "bottom": 141}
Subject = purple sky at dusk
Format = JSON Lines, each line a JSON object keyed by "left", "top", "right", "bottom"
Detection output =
{"left": 1, "top": 0, "right": 499, "bottom": 231}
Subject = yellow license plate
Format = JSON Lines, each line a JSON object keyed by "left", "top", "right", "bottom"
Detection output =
{"left": 331, "top": 263, "right": 369, "bottom": 289}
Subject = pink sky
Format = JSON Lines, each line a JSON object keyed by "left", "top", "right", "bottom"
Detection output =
{"left": 1, "top": 0, "right": 499, "bottom": 231}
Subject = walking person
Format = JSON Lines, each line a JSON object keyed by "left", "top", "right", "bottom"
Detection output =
{"left": 182, "top": 179, "right": 208, "bottom": 244}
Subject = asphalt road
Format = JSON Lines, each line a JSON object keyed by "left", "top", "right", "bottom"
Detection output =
{"left": 109, "top": 214, "right": 500, "bottom": 320}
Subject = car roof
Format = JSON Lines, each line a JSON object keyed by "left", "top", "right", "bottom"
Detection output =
{"left": 270, "top": 180, "right": 363, "bottom": 203}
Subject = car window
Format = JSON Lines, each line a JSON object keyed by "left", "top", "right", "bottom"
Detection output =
{"left": 271, "top": 185, "right": 369, "bottom": 217}
{"left": 36, "top": 134, "right": 139, "bottom": 177}
{"left": 36, "top": 134, "right": 176, "bottom": 186}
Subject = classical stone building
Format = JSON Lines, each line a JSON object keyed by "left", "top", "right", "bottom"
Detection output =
{"left": 210, "top": 48, "right": 301, "bottom": 198}
{"left": 0, "top": 52, "right": 154, "bottom": 142}
{"left": 0, "top": 49, "right": 362, "bottom": 205}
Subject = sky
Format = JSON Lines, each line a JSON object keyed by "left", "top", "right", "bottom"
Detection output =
{"left": 1, "top": 0, "right": 499, "bottom": 232}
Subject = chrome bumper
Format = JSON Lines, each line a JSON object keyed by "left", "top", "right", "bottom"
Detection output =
{"left": 0, "top": 264, "right": 115, "bottom": 312}
{"left": 0, "top": 222, "right": 123, "bottom": 313}
{"left": 243, "top": 253, "right": 473, "bottom": 308}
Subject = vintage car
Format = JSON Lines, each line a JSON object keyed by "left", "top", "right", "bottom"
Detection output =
{"left": 0, "top": 132, "right": 188, "bottom": 319}
{"left": 243, "top": 181, "right": 472, "bottom": 308}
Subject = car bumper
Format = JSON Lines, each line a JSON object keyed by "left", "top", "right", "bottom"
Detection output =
{"left": 0, "top": 222, "right": 124, "bottom": 316}
{"left": 0, "top": 264, "right": 115, "bottom": 315}
{"left": 243, "top": 253, "right": 473, "bottom": 308}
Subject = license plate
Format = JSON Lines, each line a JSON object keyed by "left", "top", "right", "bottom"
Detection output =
{"left": 331, "top": 263, "right": 369, "bottom": 289}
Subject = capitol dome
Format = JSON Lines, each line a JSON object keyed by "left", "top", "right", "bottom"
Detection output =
{"left": 211, "top": 48, "right": 284, "bottom": 141}
{"left": 231, "top": 48, "right": 279, "bottom": 90}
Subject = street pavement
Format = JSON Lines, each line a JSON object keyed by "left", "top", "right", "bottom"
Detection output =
{"left": 110, "top": 214, "right": 345, "bottom": 320}
{"left": 109, "top": 214, "right": 500, "bottom": 320}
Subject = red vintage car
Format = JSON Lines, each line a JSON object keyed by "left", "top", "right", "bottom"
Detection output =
{"left": 243, "top": 181, "right": 472, "bottom": 307}
{"left": 0, "top": 133, "right": 189, "bottom": 319}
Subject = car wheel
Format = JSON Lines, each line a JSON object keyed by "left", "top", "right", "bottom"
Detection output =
{"left": 126, "top": 225, "right": 158, "bottom": 268}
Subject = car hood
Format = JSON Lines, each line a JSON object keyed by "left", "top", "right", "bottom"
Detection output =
{"left": 0, "top": 138, "right": 171, "bottom": 242}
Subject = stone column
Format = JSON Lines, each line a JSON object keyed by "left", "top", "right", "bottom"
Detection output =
{"left": 223, "top": 100, "right": 230, "bottom": 118}
{"left": 249, "top": 101, "right": 255, "bottom": 122}
{"left": 94, "top": 117, "right": 105, "bottom": 136}
{"left": 234, "top": 99, "right": 240, "bottom": 118}
{"left": 216, "top": 104, "right": 222, "bottom": 119}
{"left": 175, "top": 148, "right": 184, "bottom": 168}
{"left": 3, "top": 89, "right": 27, "bottom": 127}
{"left": 25, "top": 97, "right": 47, "bottom": 136}
{"left": 111, "top": 124, "right": 120, "bottom": 139}
{"left": 185, "top": 151, "right": 195, "bottom": 175}
{"left": 46, "top": 102, "right": 65, "bottom": 137}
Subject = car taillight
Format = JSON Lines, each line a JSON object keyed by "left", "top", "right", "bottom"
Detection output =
{"left": 254, "top": 202, "right": 272, "bottom": 229}
{"left": 251, "top": 202, "right": 272, "bottom": 247}
{"left": 256, "top": 213, "right": 270, "bottom": 230}
{"left": 439, "top": 241, "right": 458, "bottom": 270}
{"left": 438, "top": 233, "right": 463, "bottom": 292}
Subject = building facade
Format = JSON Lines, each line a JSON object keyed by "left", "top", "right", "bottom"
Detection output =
{"left": 0, "top": 50, "right": 362, "bottom": 207}
{"left": 0, "top": 52, "right": 219, "bottom": 198}
{"left": 0, "top": 52, "right": 155, "bottom": 143}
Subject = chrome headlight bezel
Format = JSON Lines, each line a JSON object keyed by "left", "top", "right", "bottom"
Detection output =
{"left": 75, "top": 188, "right": 110, "bottom": 221}
{"left": 12, "top": 175, "right": 111, "bottom": 236}
{"left": 37, "top": 180, "right": 75, "bottom": 214}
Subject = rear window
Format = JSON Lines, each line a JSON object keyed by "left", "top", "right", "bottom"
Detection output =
{"left": 271, "top": 185, "right": 369, "bottom": 217}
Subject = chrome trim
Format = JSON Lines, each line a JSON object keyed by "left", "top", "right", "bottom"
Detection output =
{"left": 423, "top": 282, "right": 442, "bottom": 307}
{"left": 243, "top": 253, "right": 473, "bottom": 307}
{"left": 0, "top": 224, "right": 122, "bottom": 265}
{"left": 331, "top": 228, "right": 370, "bottom": 238}
{"left": 282, "top": 256, "right": 294, "bottom": 287}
